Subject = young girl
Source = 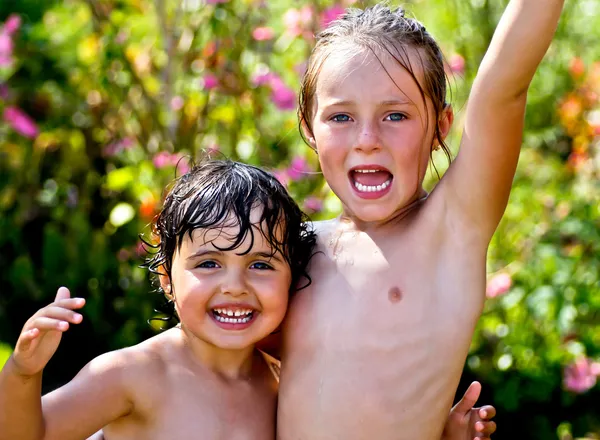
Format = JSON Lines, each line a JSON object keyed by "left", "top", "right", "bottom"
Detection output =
{"left": 0, "top": 160, "right": 493, "bottom": 440}
{"left": 276, "top": 1, "right": 564, "bottom": 439}
{"left": 0, "top": 160, "right": 316, "bottom": 440}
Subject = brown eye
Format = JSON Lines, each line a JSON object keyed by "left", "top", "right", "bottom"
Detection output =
{"left": 250, "top": 262, "right": 273, "bottom": 270}
{"left": 197, "top": 260, "right": 219, "bottom": 269}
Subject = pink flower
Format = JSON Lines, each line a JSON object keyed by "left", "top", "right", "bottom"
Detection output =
{"left": 3, "top": 106, "right": 39, "bottom": 139}
{"left": 287, "top": 156, "right": 311, "bottom": 180}
{"left": 252, "top": 71, "right": 277, "bottom": 87}
{"left": 252, "top": 27, "right": 275, "bottom": 41}
{"left": 3, "top": 15, "right": 21, "bottom": 36}
{"left": 153, "top": 151, "right": 172, "bottom": 169}
{"left": 206, "top": 0, "right": 229, "bottom": 3}
{"left": 172, "top": 154, "right": 191, "bottom": 175}
{"left": 270, "top": 77, "right": 296, "bottom": 110}
{"left": 170, "top": 96, "right": 185, "bottom": 111}
{"left": 203, "top": 74, "right": 219, "bottom": 90}
{"left": 321, "top": 5, "right": 345, "bottom": 29}
{"left": 273, "top": 170, "right": 289, "bottom": 188}
{"left": 284, "top": 6, "right": 314, "bottom": 37}
{"left": 103, "top": 137, "right": 135, "bottom": 157}
{"left": 304, "top": 197, "right": 323, "bottom": 213}
{"left": 486, "top": 272, "right": 512, "bottom": 298}
{"left": 0, "top": 32, "right": 14, "bottom": 67}
{"left": 563, "top": 357, "right": 600, "bottom": 394}
{"left": 448, "top": 54, "right": 465, "bottom": 75}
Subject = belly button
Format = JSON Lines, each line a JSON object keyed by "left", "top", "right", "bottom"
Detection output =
{"left": 388, "top": 287, "right": 403, "bottom": 303}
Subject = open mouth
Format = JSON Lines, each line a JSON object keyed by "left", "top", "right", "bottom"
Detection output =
{"left": 211, "top": 308, "right": 256, "bottom": 325}
{"left": 349, "top": 167, "right": 393, "bottom": 198}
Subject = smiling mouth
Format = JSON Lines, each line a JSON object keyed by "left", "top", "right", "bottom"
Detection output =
{"left": 350, "top": 168, "right": 393, "bottom": 194}
{"left": 212, "top": 308, "right": 255, "bottom": 324}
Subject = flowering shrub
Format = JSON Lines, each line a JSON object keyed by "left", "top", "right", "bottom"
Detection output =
{"left": 0, "top": 1, "right": 598, "bottom": 437}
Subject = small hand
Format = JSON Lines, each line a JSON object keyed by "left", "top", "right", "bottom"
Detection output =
{"left": 11, "top": 287, "right": 85, "bottom": 377}
{"left": 442, "top": 381, "right": 497, "bottom": 440}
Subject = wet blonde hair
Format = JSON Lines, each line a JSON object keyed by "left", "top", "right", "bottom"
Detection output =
{"left": 298, "top": 4, "right": 452, "bottom": 168}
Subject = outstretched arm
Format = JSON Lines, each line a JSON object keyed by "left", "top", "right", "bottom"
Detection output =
{"left": 441, "top": 0, "right": 565, "bottom": 241}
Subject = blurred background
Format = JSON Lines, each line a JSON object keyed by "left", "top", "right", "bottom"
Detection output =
{"left": 0, "top": 0, "right": 598, "bottom": 438}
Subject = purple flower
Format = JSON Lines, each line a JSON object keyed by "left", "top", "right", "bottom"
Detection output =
{"left": 3, "top": 106, "right": 39, "bottom": 139}
{"left": 206, "top": 0, "right": 229, "bottom": 3}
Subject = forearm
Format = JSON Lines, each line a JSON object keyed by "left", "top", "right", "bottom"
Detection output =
{"left": 476, "top": 0, "right": 564, "bottom": 97}
{"left": 0, "top": 356, "right": 45, "bottom": 440}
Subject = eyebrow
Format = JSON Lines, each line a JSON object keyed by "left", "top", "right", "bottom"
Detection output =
{"left": 186, "top": 249, "right": 285, "bottom": 264}
{"left": 324, "top": 99, "right": 415, "bottom": 107}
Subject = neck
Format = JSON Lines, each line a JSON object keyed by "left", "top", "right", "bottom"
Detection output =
{"left": 339, "top": 188, "right": 429, "bottom": 233}
{"left": 176, "top": 324, "right": 256, "bottom": 380}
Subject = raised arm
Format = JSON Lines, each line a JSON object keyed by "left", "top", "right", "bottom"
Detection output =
{"left": 0, "top": 287, "right": 132, "bottom": 440}
{"left": 440, "top": 0, "right": 565, "bottom": 241}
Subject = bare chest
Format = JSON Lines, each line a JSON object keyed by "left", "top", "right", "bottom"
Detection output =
{"left": 105, "top": 370, "right": 276, "bottom": 440}
{"left": 278, "top": 233, "right": 485, "bottom": 440}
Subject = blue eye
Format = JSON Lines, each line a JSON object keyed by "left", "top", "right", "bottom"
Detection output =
{"left": 331, "top": 114, "right": 351, "bottom": 122}
{"left": 197, "top": 260, "right": 219, "bottom": 269}
{"left": 385, "top": 113, "right": 406, "bottom": 121}
{"left": 251, "top": 262, "right": 273, "bottom": 270}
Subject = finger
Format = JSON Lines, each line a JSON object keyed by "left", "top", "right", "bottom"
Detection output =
{"left": 452, "top": 381, "right": 481, "bottom": 417}
{"left": 16, "top": 328, "right": 40, "bottom": 352}
{"left": 478, "top": 405, "right": 496, "bottom": 420}
{"left": 28, "top": 317, "right": 70, "bottom": 333}
{"left": 477, "top": 421, "right": 497, "bottom": 436}
{"left": 38, "top": 306, "right": 83, "bottom": 324}
{"left": 53, "top": 298, "right": 86, "bottom": 310}
{"left": 54, "top": 286, "right": 71, "bottom": 302}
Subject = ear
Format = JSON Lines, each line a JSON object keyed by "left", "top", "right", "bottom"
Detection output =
{"left": 300, "top": 118, "right": 317, "bottom": 150}
{"left": 437, "top": 104, "right": 454, "bottom": 142}
{"left": 157, "top": 266, "right": 173, "bottom": 300}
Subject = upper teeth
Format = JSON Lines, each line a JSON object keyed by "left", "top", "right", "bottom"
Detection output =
{"left": 354, "top": 169, "right": 380, "bottom": 173}
{"left": 354, "top": 179, "right": 392, "bottom": 193}
{"left": 213, "top": 308, "right": 253, "bottom": 317}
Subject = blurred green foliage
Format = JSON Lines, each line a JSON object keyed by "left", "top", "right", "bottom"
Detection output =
{"left": 0, "top": 0, "right": 599, "bottom": 438}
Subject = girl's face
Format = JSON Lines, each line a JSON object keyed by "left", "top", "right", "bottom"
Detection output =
{"left": 309, "top": 46, "right": 451, "bottom": 225}
{"left": 165, "top": 208, "right": 291, "bottom": 351}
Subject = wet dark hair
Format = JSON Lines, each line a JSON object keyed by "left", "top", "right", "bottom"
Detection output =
{"left": 142, "top": 159, "right": 317, "bottom": 323}
{"left": 299, "top": 4, "right": 452, "bottom": 172}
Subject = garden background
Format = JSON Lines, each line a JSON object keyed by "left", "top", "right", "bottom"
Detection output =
{"left": 0, "top": 0, "right": 599, "bottom": 438}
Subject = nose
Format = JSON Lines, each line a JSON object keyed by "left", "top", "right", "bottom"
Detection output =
{"left": 354, "top": 122, "right": 381, "bottom": 154}
{"left": 220, "top": 268, "right": 248, "bottom": 297}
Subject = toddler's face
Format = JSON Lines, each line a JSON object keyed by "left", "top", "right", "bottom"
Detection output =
{"left": 166, "top": 207, "right": 291, "bottom": 350}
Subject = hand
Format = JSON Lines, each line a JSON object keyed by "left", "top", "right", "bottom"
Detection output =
{"left": 441, "top": 381, "right": 497, "bottom": 440}
{"left": 11, "top": 287, "right": 85, "bottom": 377}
